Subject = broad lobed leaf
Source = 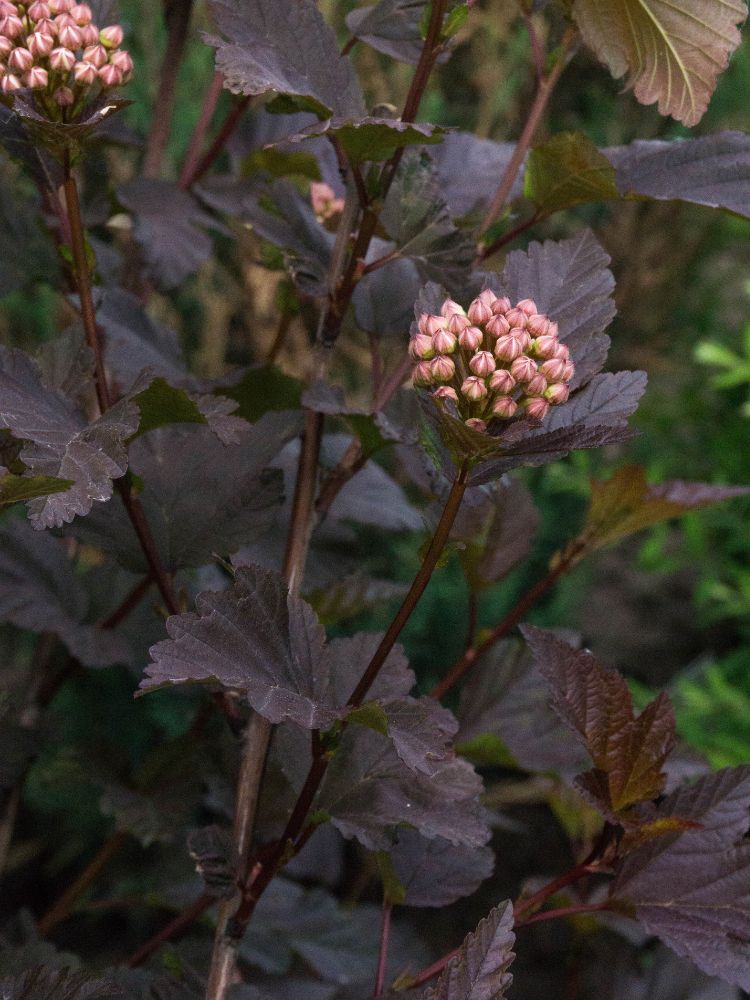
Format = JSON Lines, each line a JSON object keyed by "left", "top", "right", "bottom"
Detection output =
{"left": 387, "top": 828, "right": 495, "bottom": 908}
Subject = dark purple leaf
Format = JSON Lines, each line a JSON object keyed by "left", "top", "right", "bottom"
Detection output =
{"left": 604, "top": 132, "right": 750, "bottom": 219}
{"left": 430, "top": 132, "right": 518, "bottom": 218}
{"left": 36, "top": 327, "right": 93, "bottom": 410}
{"left": 583, "top": 941, "right": 738, "bottom": 1000}
{"left": 0, "top": 346, "right": 138, "bottom": 528}
{"left": 346, "top": 0, "right": 426, "bottom": 63}
{"left": 207, "top": 0, "right": 364, "bottom": 118}
{"left": 279, "top": 116, "right": 446, "bottom": 164}
{"left": 389, "top": 828, "right": 494, "bottom": 907}
{"left": 353, "top": 255, "right": 423, "bottom": 337}
{"left": 0, "top": 967, "right": 121, "bottom": 999}
{"left": 95, "top": 288, "right": 186, "bottom": 387}
{"left": 416, "top": 901, "right": 515, "bottom": 1000}
{"left": 351, "top": 696, "right": 459, "bottom": 775}
{"left": 118, "top": 179, "right": 220, "bottom": 290}
{"left": 0, "top": 518, "right": 126, "bottom": 666}
{"left": 612, "top": 766, "right": 750, "bottom": 990}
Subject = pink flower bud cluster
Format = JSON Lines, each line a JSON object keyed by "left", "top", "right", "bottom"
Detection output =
{"left": 0, "top": 0, "right": 132, "bottom": 116}
{"left": 310, "top": 181, "right": 345, "bottom": 225}
{"left": 410, "top": 290, "right": 575, "bottom": 433}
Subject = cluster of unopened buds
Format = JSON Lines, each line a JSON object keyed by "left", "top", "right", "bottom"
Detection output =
{"left": 411, "top": 290, "right": 575, "bottom": 432}
{"left": 0, "top": 0, "right": 132, "bottom": 117}
{"left": 310, "top": 181, "right": 345, "bottom": 226}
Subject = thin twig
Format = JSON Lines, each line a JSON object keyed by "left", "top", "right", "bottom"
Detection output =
{"left": 179, "top": 70, "right": 225, "bottom": 189}
{"left": 478, "top": 27, "right": 577, "bottom": 236}
{"left": 516, "top": 901, "right": 608, "bottom": 928}
{"left": 128, "top": 894, "right": 214, "bottom": 967}
{"left": 143, "top": 0, "right": 196, "bottom": 177}
{"left": 372, "top": 898, "right": 393, "bottom": 998}
{"left": 183, "top": 95, "right": 252, "bottom": 188}
{"left": 100, "top": 574, "right": 154, "bottom": 630}
{"left": 476, "top": 210, "right": 542, "bottom": 264}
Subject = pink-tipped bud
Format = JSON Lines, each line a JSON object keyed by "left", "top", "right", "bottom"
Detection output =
{"left": 49, "top": 44, "right": 74, "bottom": 70}
{"left": 553, "top": 341, "right": 571, "bottom": 362}
{"left": 50, "top": 0, "right": 73, "bottom": 10}
{"left": 57, "top": 21, "right": 83, "bottom": 47}
{"left": 509, "top": 327, "right": 532, "bottom": 350}
{"left": 494, "top": 334, "right": 525, "bottom": 363}
{"left": 82, "top": 41, "right": 106, "bottom": 65}
{"left": 70, "top": 3, "right": 91, "bottom": 24}
{"left": 97, "top": 61, "right": 121, "bottom": 86}
{"left": 469, "top": 351, "right": 495, "bottom": 377}
{"left": 544, "top": 383, "right": 570, "bottom": 405}
{"left": 517, "top": 298, "right": 538, "bottom": 316}
{"left": 34, "top": 18, "right": 57, "bottom": 37}
{"left": 476, "top": 288, "right": 497, "bottom": 308}
{"left": 432, "top": 328, "right": 456, "bottom": 355}
{"left": 53, "top": 83, "right": 73, "bottom": 104}
{"left": 27, "top": 1, "right": 51, "bottom": 18}
{"left": 73, "top": 58, "right": 96, "bottom": 83}
{"left": 526, "top": 313, "right": 550, "bottom": 337}
{"left": 467, "top": 297, "right": 493, "bottom": 325}
{"left": 80, "top": 21, "right": 96, "bottom": 43}
{"left": 117, "top": 50, "right": 136, "bottom": 84}
{"left": 489, "top": 369, "right": 516, "bottom": 394}
{"left": 458, "top": 325, "right": 483, "bottom": 351}
{"left": 0, "top": 35, "right": 11, "bottom": 56}
{"left": 465, "top": 417, "right": 487, "bottom": 432}
{"left": 525, "top": 372, "right": 548, "bottom": 397}
{"left": 8, "top": 46, "right": 32, "bottom": 71}
{"left": 0, "top": 14, "right": 24, "bottom": 37}
{"left": 99, "top": 23, "right": 123, "bottom": 48}
{"left": 485, "top": 314, "right": 511, "bottom": 339}
{"left": 0, "top": 2, "right": 18, "bottom": 15}
{"left": 540, "top": 358, "right": 567, "bottom": 383}
{"left": 412, "top": 360, "right": 434, "bottom": 387}
{"left": 0, "top": 71, "right": 21, "bottom": 91}
{"left": 562, "top": 361, "right": 575, "bottom": 382}
{"left": 430, "top": 355, "right": 455, "bottom": 383}
{"left": 24, "top": 65, "right": 48, "bottom": 87}
{"left": 53, "top": 10, "right": 75, "bottom": 26}
{"left": 447, "top": 311, "right": 471, "bottom": 335}
{"left": 492, "top": 396, "right": 518, "bottom": 419}
{"left": 409, "top": 332, "right": 435, "bottom": 361}
{"left": 440, "top": 297, "right": 465, "bottom": 319}
{"left": 28, "top": 29, "right": 53, "bottom": 55}
{"left": 504, "top": 308, "right": 527, "bottom": 329}
{"left": 418, "top": 313, "right": 446, "bottom": 337}
{"left": 532, "top": 334, "right": 559, "bottom": 360}
{"left": 524, "top": 397, "right": 549, "bottom": 421}
{"left": 491, "top": 296, "right": 512, "bottom": 315}
{"left": 433, "top": 385, "right": 458, "bottom": 403}
{"left": 461, "top": 376, "right": 488, "bottom": 401}
{"left": 510, "top": 356, "right": 537, "bottom": 382}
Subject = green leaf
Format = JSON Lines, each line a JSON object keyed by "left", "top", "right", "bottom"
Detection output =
{"left": 0, "top": 471, "right": 73, "bottom": 508}
{"left": 283, "top": 117, "right": 446, "bottom": 164}
{"left": 572, "top": 0, "right": 747, "bottom": 126}
{"left": 348, "top": 702, "right": 390, "bottom": 736}
{"left": 219, "top": 366, "right": 303, "bottom": 423}
{"left": 524, "top": 131, "right": 619, "bottom": 214}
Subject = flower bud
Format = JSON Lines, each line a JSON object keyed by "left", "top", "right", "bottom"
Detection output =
{"left": 418, "top": 312, "right": 446, "bottom": 337}
{"left": 508, "top": 327, "right": 532, "bottom": 350}
{"left": 440, "top": 297, "right": 465, "bottom": 319}
{"left": 49, "top": 0, "right": 74, "bottom": 11}
{"left": 28, "top": 30, "right": 53, "bottom": 55}
{"left": 0, "top": 71, "right": 21, "bottom": 91}
{"left": 99, "top": 23, "right": 123, "bottom": 48}
{"left": 82, "top": 41, "right": 106, "bottom": 66}
{"left": 562, "top": 361, "right": 575, "bottom": 382}
{"left": 0, "top": 14, "right": 24, "bottom": 36}
{"left": 467, "top": 297, "right": 493, "bottom": 325}
{"left": 80, "top": 22, "right": 96, "bottom": 43}
{"left": 53, "top": 83, "right": 73, "bottom": 104}
{"left": 27, "top": 1, "right": 51, "bottom": 18}
{"left": 465, "top": 417, "right": 487, "bottom": 432}
{"left": 517, "top": 298, "right": 538, "bottom": 316}
{"left": 476, "top": 288, "right": 497, "bottom": 308}
{"left": 531, "top": 334, "right": 559, "bottom": 360}
{"left": 0, "top": 1, "right": 18, "bottom": 15}
{"left": 54, "top": 11, "right": 75, "bottom": 27}
{"left": 547, "top": 320, "right": 559, "bottom": 338}
{"left": 493, "top": 334, "right": 524, "bottom": 363}
{"left": 447, "top": 311, "right": 471, "bottom": 335}
{"left": 485, "top": 314, "right": 510, "bottom": 339}
{"left": 432, "top": 328, "right": 457, "bottom": 355}
{"left": 24, "top": 65, "right": 48, "bottom": 87}
{"left": 57, "top": 21, "right": 83, "bottom": 47}
{"left": 469, "top": 351, "right": 495, "bottom": 377}
{"left": 433, "top": 385, "right": 458, "bottom": 403}
{"left": 504, "top": 308, "right": 527, "bottom": 329}
{"left": 524, "top": 396, "right": 549, "bottom": 421}
{"left": 409, "top": 332, "right": 435, "bottom": 360}
{"left": 526, "top": 313, "right": 549, "bottom": 337}
{"left": 34, "top": 18, "right": 56, "bottom": 37}
{"left": 8, "top": 46, "right": 33, "bottom": 71}
{"left": 70, "top": 3, "right": 91, "bottom": 24}
{"left": 431, "top": 355, "right": 455, "bottom": 383}
{"left": 489, "top": 369, "right": 516, "bottom": 394}
{"left": 510, "top": 355, "right": 537, "bottom": 382}
{"left": 73, "top": 58, "right": 96, "bottom": 83}
{"left": 525, "top": 372, "right": 548, "bottom": 397}
{"left": 492, "top": 396, "right": 518, "bottom": 419}
{"left": 491, "top": 296, "right": 512, "bottom": 315}
{"left": 540, "top": 357, "right": 567, "bottom": 383}
{"left": 0, "top": 35, "right": 11, "bottom": 56}
{"left": 458, "top": 325, "right": 483, "bottom": 351}
{"left": 97, "top": 61, "right": 121, "bottom": 86}
{"left": 49, "top": 44, "right": 74, "bottom": 69}
{"left": 544, "top": 383, "right": 570, "bottom": 405}
{"left": 553, "top": 341, "right": 571, "bottom": 362}
{"left": 412, "top": 360, "right": 433, "bottom": 387}
{"left": 461, "top": 376, "right": 488, "bottom": 401}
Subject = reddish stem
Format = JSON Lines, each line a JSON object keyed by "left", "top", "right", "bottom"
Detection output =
{"left": 179, "top": 71, "right": 226, "bottom": 189}
{"left": 128, "top": 894, "right": 214, "bottom": 967}
{"left": 516, "top": 901, "right": 608, "bottom": 928}
{"left": 183, "top": 95, "right": 251, "bottom": 188}
{"left": 372, "top": 899, "right": 393, "bottom": 998}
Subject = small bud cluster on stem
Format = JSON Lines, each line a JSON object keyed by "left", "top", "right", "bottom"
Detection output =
{"left": 310, "top": 181, "right": 345, "bottom": 225}
{"left": 0, "top": 0, "right": 132, "bottom": 119}
{"left": 411, "top": 290, "right": 574, "bottom": 431}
